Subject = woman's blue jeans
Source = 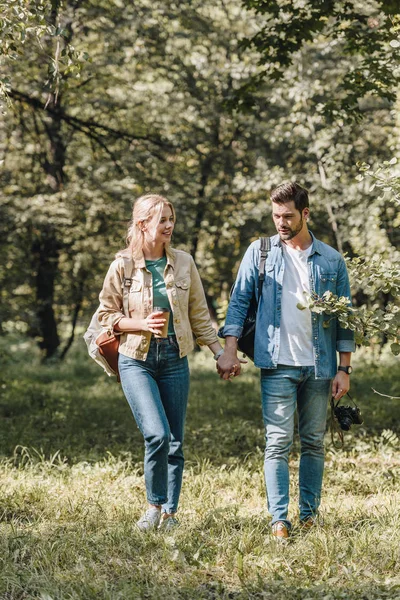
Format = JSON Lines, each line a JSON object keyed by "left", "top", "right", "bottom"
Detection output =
{"left": 260, "top": 365, "right": 331, "bottom": 528}
{"left": 118, "top": 336, "right": 190, "bottom": 514}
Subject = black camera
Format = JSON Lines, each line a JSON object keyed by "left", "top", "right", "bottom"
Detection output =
{"left": 334, "top": 404, "right": 363, "bottom": 431}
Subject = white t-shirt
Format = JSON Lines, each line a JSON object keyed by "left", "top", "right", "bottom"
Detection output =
{"left": 277, "top": 242, "right": 314, "bottom": 366}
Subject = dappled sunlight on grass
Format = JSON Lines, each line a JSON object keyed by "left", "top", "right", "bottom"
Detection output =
{"left": 0, "top": 342, "right": 399, "bottom": 598}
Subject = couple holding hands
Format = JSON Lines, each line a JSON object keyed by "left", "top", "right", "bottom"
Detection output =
{"left": 98, "top": 183, "right": 354, "bottom": 539}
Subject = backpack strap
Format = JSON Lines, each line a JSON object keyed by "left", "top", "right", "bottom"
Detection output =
{"left": 257, "top": 237, "right": 271, "bottom": 300}
{"left": 122, "top": 256, "right": 135, "bottom": 317}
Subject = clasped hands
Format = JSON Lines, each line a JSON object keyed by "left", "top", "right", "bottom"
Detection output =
{"left": 216, "top": 351, "right": 247, "bottom": 380}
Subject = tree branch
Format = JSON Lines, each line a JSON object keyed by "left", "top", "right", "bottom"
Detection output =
{"left": 9, "top": 88, "right": 172, "bottom": 150}
{"left": 371, "top": 388, "right": 400, "bottom": 400}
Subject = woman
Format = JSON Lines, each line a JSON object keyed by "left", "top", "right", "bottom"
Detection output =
{"left": 98, "top": 194, "right": 225, "bottom": 532}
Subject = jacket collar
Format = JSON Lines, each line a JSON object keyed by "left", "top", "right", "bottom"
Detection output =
{"left": 133, "top": 245, "right": 176, "bottom": 269}
{"left": 271, "top": 230, "right": 321, "bottom": 255}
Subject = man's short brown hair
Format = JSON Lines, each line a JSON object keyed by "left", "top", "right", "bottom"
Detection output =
{"left": 271, "top": 182, "right": 309, "bottom": 212}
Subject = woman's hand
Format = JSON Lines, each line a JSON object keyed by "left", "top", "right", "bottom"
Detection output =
{"left": 217, "top": 351, "right": 246, "bottom": 380}
{"left": 143, "top": 311, "right": 167, "bottom": 335}
{"left": 215, "top": 336, "right": 247, "bottom": 380}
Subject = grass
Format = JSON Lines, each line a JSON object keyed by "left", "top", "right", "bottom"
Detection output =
{"left": 0, "top": 338, "right": 399, "bottom": 599}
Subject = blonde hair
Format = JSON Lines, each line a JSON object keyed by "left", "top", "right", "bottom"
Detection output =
{"left": 119, "top": 194, "right": 175, "bottom": 258}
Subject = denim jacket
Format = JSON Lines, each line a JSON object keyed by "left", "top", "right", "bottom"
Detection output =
{"left": 220, "top": 233, "right": 355, "bottom": 379}
{"left": 98, "top": 246, "right": 218, "bottom": 360}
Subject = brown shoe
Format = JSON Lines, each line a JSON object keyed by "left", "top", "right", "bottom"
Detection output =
{"left": 300, "top": 516, "right": 324, "bottom": 530}
{"left": 272, "top": 521, "right": 290, "bottom": 541}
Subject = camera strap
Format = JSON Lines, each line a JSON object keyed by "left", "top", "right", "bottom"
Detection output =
{"left": 332, "top": 391, "right": 354, "bottom": 410}
{"left": 330, "top": 392, "right": 354, "bottom": 448}
{"left": 330, "top": 396, "right": 345, "bottom": 449}
{"left": 330, "top": 392, "right": 362, "bottom": 448}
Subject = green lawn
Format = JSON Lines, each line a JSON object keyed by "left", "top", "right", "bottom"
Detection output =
{"left": 0, "top": 339, "right": 399, "bottom": 599}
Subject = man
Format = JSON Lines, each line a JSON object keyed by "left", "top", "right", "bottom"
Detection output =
{"left": 217, "top": 182, "right": 355, "bottom": 540}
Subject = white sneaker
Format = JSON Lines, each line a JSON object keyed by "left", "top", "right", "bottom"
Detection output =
{"left": 136, "top": 507, "right": 161, "bottom": 532}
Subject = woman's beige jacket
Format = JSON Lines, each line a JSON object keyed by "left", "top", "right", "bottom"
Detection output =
{"left": 98, "top": 246, "right": 218, "bottom": 360}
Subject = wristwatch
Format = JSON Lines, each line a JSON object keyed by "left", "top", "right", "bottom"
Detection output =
{"left": 338, "top": 365, "right": 353, "bottom": 375}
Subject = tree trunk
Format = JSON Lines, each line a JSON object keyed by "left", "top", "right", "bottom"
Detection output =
{"left": 32, "top": 227, "right": 60, "bottom": 359}
{"left": 29, "top": 3, "right": 66, "bottom": 359}
{"left": 190, "top": 152, "right": 216, "bottom": 259}
{"left": 59, "top": 275, "right": 85, "bottom": 360}
{"left": 30, "top": 99, "right": 66, "bottom": 359}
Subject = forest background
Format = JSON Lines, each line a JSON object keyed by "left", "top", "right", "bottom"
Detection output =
{"left": 1, "top": 0, "right": 400, "bottom": 357}
{"left": 0, "top": 1, "right": 400, "bottom": 599}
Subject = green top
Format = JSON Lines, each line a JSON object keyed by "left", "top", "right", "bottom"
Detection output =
{"left": 145, "top": 256, "right": 175, "bottom": 335}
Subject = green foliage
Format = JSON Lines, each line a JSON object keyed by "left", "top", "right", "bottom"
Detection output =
{"left": 0, "top": 0, "right": 88, "bottom": 103}
{"left": 357, "top": 157, "right": 400, "bottom": 206}
{"left": 300, "top": 289, "right": 400, "bottom": 352}
{"left": 239, "top": 0, "right": 400, "bottom": 119}
{"left": 0, "top": 0, "right": 48, "bottom": 59}
{"left": 297, "top": 158, "right": 400, "bottom": 353}
{"left": 0, "top": 0, "right": 399, "bottom": 359}
{"left": 1, "top": 0, "right": 280, "bottom": 356}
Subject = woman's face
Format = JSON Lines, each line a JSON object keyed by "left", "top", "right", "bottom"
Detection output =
{"left": 144, "top": 204, "right": 175, "bottom": 244}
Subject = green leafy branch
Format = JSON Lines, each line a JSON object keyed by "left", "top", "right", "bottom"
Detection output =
{"left": 239, "top": 1, "right": 400, "bottom": 120}
{"left": 347, "top": 255, "right": 400, "bottom": 298}
{"left": 0, "top": 1, "right": 89, "bottom": 104}
{"left": 298, "top": 290, "right": 400, "bottom": 355}
{"left": 356, "top": 157, "right": 400, "bottom": 207}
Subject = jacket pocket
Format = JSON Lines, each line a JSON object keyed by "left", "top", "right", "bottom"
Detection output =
{"left": 175, "top": 278, "right": 190, "bottom": 291}
{"left": 319, "top": 272, "right": 337, "bottom": 293}
{"left": 128, "top": 279, "right": 143, "bottom": 312}
{"left": 175, "top": 278, "right": 190, "bottom": 309}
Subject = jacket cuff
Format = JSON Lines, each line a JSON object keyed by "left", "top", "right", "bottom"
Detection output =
{"left": 111, "top": 315, "right": 125, "bottom": 336}
{"left": 219, "top": 324, "right": 243, "bottom": 339}
{"left": 337, "top": 340, "right": 356, "bottom": 352}
{"left": 196, "top": 331, "right": 219, "bottom": 347}
{"left": 99, "top": 312, "right": 125, "bottom": 334}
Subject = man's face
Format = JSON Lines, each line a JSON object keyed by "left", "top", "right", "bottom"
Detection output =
{"left": 272, "top": 200, "right": 309, "bottom": 241}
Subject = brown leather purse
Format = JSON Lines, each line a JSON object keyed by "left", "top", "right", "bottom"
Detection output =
{"left": 96, "top": 330, "right": 121, "bottom": 381}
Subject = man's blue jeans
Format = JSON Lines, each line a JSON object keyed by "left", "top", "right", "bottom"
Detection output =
{"left": 118, "top": 336, "right": 190, "bottom": 514}
{"left": 260, "top": 365, "right": 331, "bottom": 527}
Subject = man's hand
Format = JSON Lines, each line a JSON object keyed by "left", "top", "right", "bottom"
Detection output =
{"left": 216, "top": 352, "right": 247, "bottom": 380}
{"left": 332, "top": 371, "right": 350, "bottom": 400}
{"left": 217, "top": 352, "right": 239, "bottom": 380}
{"left": 216, "top": 336, "right": 247, "bottom": 380}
